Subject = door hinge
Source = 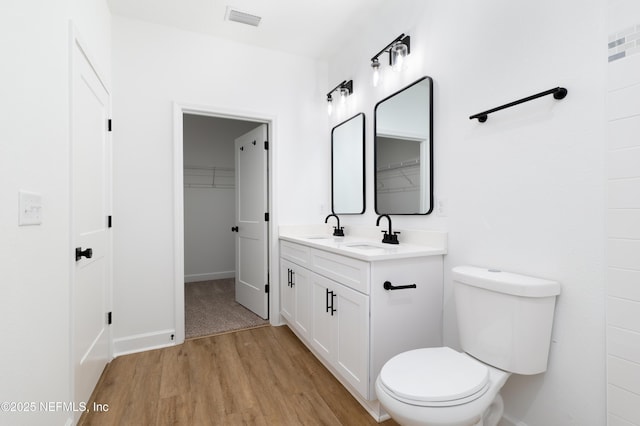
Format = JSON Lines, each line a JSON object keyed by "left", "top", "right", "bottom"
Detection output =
{"left": 108, "top": 119, "right": 112, "bottom": 132}
{"left": 264, "top": 141, "right": 268, "bottom": 150}
{"left": 107, "top": 312, "right": 112, "bottom": 325}
{"left": 264, "top": 212, "right": 269, "bottom": 222}
{"left": 107, "top": 215, "right": 112, "bottom": 228}
{"left": 265, "top": 284, "right": 269, "bottom": 293}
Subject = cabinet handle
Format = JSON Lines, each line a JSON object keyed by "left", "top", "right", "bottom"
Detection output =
{"left": 326, "top": 289, "right": 337, "bottom": 316}
{"left": 287, "top": 269, "right": 296, "bottom": 288}
{"left": 383, "top": 281, "right": 417, "bottom": 291}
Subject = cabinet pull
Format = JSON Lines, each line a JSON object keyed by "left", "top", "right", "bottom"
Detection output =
{"left": 325, "top": 288, "right": 330, "bottom": 313}
{"left": 291, "top": 270, "right": 295, "bottom": 287}
{"left": 287, "top": 269, "right": 295, "bottom": 288}
{"left": 326, "top": 289, "right": 337, "bottom": 316}
{"left": 383, "top": 281, "right": 417, "bottom": 291}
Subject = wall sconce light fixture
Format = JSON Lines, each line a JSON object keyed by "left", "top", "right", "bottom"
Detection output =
{"left": 370, "top": 34, "right": 411, "bottom": 86}
{"left": 326, "top": 80, "right": 353, "bottom": 115}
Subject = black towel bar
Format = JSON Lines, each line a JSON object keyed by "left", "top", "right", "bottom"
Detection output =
{"left": 383, "top": 281, "right": 417, "bottom": 291}
{"left": 470, "top": 87, "right": 567, "bottom": 123}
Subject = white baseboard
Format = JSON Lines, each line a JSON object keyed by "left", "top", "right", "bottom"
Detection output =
{"left": 184, "top": 271, "right": 234, "bottom": 283}
{"left": 113, "top": 329, "right": 177, "bottom": 357}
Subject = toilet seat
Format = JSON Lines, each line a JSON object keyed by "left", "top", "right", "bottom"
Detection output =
{"left": 379, "top": 347, "right": 490, "bottom": 407}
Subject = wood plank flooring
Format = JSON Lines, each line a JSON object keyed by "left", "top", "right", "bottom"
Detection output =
{"left": 79, "top": 325, "right": 399, "bottom": 425}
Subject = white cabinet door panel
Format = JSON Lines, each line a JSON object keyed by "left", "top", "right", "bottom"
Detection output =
{"left": 293, "top": 265, "right": 312, "bottom": 337}
{"left": 280, "top": 259, "right": 295, "bottom": 323}
{"left": 311, "top": 273, "right": 337, "bottom": 361}
{"left": 335, "top": 284, "right": 370, "bottom": 399}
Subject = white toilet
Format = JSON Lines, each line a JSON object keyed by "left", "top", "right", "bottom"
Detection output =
{"left": 375, "top": 265, "right": 561, "bottom": 426}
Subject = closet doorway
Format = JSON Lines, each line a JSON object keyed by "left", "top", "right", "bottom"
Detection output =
{"left": 180, "top": 113, "right": 269, "bottom": 339}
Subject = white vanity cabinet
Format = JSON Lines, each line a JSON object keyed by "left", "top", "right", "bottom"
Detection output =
{"left": 279, "top": 238, "right": 443, "bottom": 410}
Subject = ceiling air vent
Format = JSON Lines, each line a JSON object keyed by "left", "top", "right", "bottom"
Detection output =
{"left": 225, "top": 7, "right": 262, "bottom": 27}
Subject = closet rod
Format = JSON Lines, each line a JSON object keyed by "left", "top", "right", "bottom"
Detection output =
{"left": 469, "top": 86, "right": 567, "bottom": 123}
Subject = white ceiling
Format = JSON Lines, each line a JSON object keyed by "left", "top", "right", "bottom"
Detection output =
{"left": 107, "top": 0, "right": 388, "bottom": 60}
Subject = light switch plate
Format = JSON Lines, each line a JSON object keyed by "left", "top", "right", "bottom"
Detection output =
{"left": 19, "top": 191, "right": 42, "bottom": 226}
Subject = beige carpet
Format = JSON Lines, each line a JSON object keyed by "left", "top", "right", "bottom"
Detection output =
{"left": 185, "top": 278, "right": 269, "bottom": 339}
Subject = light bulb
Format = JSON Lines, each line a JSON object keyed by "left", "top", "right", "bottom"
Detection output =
{"left": 393, "top": 54, "right": 404, "bottom": 72}
{"left": 339, "top": 88, "right": 348, "bottom": 103}
{"left": 371, "top": 59, "right": 380, "bottom": 87}
{"left": 327, "top": 98, "right": 333, "bottom": 115}
{"left": 391, "top": 41, "right": 408, "bottom": 72}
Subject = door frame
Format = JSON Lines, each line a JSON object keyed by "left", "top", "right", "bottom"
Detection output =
{"left": 172, "top": 102, "right": 278, "bottom": 344}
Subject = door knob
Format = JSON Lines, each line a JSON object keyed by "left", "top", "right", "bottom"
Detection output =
{"left": 75, "top": 247, "right": 93, "bottom": 261}
{"left": 231, "top": 226, "right": 239, "bottom": 232}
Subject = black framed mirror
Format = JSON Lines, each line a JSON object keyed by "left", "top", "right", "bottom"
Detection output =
{"left": 374, "top": 77, "right": 433, "bottom": 215}
{"left": 331, "top": 112, "right": 365, "bottom": 214}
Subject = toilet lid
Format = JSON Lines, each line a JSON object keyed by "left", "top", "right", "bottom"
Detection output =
{"left": 379, "top": 347, "right": 489, "bottom": 405}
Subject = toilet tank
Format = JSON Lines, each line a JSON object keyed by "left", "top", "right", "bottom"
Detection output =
{"left": 452, "top": 266, "right": 561, "bottom": 375}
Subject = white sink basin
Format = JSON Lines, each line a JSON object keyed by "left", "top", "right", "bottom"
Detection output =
{"left": 343, "top": 242, "right": 388, "bottom": 251}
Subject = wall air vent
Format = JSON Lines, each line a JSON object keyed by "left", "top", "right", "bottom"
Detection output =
{"left": 225, "top": 7, "right": 262, "bottom": 27}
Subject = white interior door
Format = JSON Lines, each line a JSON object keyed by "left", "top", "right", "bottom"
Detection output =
{"left": 234, "top": 124, "right": 268, "bottom": 319}
{"left": 71, "top": 35, "right": 111, "bottom": 416}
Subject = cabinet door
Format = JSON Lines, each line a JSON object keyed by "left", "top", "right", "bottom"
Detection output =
{"left": 310, "top": 273, "right": 337, "bottom": 361}
{"left": 292, "top": 265, "right": 311, "bottom": 337}
{"left": 334, "top": 284, "right": 369, "bottom": 399}
{"left": 310, "top": 272, "right": 370, "bottom": 400}
{"left": 280, "top": 259, "right": 295, "bottom": 323}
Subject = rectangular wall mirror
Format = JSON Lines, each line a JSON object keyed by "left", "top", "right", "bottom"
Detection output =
{"left": 331, "top": 112, "right": 365, "bottom": 214}
{"left": 374, "top": 77, "right": 433, "bottom": 215}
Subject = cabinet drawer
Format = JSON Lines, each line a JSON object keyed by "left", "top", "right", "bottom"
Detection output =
{"left": 280, "top": 241, "right": 310, "bottom": 267}
{"left": 310, "top": 248, "right": 370, "bottom": 294}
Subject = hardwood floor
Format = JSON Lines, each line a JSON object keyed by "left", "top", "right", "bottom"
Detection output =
{"left": 79, "top": 325, "right": 399, "bottom": 425}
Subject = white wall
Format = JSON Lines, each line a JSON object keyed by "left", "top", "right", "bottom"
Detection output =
{"left": 606, "top": 1, "right": 640, "bottom": 424}
{"left": 111, "top": 16, "right": 327, "bottom": 353}
{"left": 326, "top": 1, "right": 606, "bottom": 424}
{"left": 0, "top": 1, "right": 111, "bottom": 424}
{"left": 183, "top": 115, "right": 257, "bottom": 282}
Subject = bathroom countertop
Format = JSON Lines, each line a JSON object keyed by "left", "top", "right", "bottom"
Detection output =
{"left": 279, "top": 226, "right": 447, "bottom": 262}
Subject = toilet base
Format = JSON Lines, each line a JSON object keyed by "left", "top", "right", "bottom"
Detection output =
{"left": 378, "top": 389, "right": 503, "bottom": 426}
{"left": 481, "top": 393, "right": 504, "bottom": 426}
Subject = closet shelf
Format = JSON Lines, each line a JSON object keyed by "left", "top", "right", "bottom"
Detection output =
{"left": 184, "top": 166, "right": 234, "bottom": 189}
{"left": 376, "top": 157, "right": 420, "bottom": 172}
{"left": 376, "top": 158, "right": 420, "bottom": 194}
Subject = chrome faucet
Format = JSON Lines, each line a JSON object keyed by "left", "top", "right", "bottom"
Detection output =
{"left": 325, "top": 214, "right": 344, "bottom": 237}
{"left": 376, "top": 214, "right": 400, "bottom": 244}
